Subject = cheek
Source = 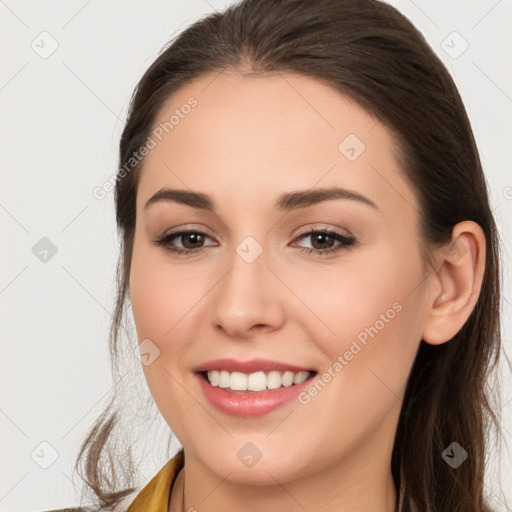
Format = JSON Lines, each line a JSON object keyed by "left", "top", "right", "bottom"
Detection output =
{"left": 288, "top": 248, "right": 425, "bottom": 459}
{"left": 129, "top": 240, "right": 213, "bottom": 400}
{"left": 299, "top": 243, "right": 425, "bottom": 386}
{"left": 129, "top": 241, "right": 200, "bottom": 425}
{"left": 129, "top": 238, "right": 195, "bottom": 341}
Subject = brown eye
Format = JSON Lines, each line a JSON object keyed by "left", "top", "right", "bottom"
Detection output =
{"left": 294, "top": 229, "right": 356, "bottom": 256}
{"left": 177, "top": 232, "right": 206, "bottom": 249}
{"left": 152, "top": 230, "right": 216, "bottom": 255}
{"left": 309, "top": 232, "right": 336, "bottom": 250}
{"left": 152, "top": 228, "right": 356, "bottom": 257}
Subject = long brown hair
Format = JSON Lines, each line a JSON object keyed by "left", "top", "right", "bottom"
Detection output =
{"left": 75, "top": 0, "right": 504, "bottom": 510}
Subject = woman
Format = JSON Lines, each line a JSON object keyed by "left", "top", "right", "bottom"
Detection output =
{"left": 58, "top": 0, "right": 504, "bottom": 510}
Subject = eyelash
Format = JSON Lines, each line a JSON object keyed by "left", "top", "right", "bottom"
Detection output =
{"left": 152, "top": 228, "right": 356, "bottom": 257}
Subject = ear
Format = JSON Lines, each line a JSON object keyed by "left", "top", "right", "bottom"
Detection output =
{"left": 422, "top": 221, "right": 486, "bottom": 345}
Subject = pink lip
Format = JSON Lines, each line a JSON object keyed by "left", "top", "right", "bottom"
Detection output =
{"left": 192, "top": 358, "right": 315, "bottom": 374}
{"left": 194, "top": 372, "right": 316, "bottom": 418}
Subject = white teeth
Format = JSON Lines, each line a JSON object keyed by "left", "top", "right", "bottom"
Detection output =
{"left": 247, "top": 371, "right": 267, "bottom": 391}
{"left": 230, "top": 371, "right": 247, "bottom": 390}
{"left": 218, "top": 370, "right": 230, "bottom": 388}
{"left": 267, "top": 370, "right": 282, "bottom": 390}
{"left": 293, "top": 371, "right": 309, "bottom": 385}
{"left": 206, "top": 369, "right": 312, "bottom": 391}
{"left": 281, "top": 370, "right": 294, "bottom": 387}
{"left": 208, "top": 370, "right": 220, "bottom": 386}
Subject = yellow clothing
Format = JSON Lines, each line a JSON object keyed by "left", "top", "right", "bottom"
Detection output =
{"left": 127, "top": 449, "right": 184, "bottom": 511}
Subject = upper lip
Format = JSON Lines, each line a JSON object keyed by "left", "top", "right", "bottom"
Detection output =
{"left": 193, "top": 358, "right": 316, "bottom": 374}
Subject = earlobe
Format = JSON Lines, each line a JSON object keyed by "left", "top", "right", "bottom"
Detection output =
{"left": 421, "top": 221, "right": 486, "bottom": 346}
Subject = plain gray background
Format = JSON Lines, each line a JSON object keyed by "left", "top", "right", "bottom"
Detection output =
{"left": 1, "top": 1, "right": 511, "bottom": 510}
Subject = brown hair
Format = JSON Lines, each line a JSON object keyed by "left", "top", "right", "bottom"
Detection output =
{"left": 75, "top": 0, "right": 504, "bottom": 510}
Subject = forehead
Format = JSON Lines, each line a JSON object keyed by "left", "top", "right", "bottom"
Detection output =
{"left": 136, "top": 71, "right": 416, "bottom": 219}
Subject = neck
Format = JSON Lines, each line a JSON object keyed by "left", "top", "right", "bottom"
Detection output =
{"left": 169, "top": 428, "right": 398, "bottom": 512}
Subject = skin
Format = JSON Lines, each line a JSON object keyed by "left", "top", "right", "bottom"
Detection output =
{"left": 128, "top": 71, "right": 486, "bottom": 512}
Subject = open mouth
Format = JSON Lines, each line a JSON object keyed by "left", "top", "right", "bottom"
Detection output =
{"left": 197, "top": 369, "right": 318, "bottom": 394}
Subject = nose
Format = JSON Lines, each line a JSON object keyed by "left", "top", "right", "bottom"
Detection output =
{"left": 209, "top": 244, "right": 286, "bottom": 339}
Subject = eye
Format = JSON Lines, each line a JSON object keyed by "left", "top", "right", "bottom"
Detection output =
{"left": 152, "top": 228, "right": 356, "bottom": 257}
{"left": 152, "top": 230, "right": 217, "bottom": 255}
{"left": 292, "top": 229, "right": 356, "bottom": 256}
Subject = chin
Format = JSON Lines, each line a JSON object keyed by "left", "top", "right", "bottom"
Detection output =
{"left": 196, "top": 441, "right": 312, "bottom": 486}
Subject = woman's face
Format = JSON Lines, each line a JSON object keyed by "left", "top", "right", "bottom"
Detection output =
{"left": 129, "top": 71, "right": 429, "bottom": 484}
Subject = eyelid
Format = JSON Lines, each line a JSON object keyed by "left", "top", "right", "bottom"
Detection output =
{"left": 154, "top": 228, "right": 218, "bottom": 250}
{"left": 156, "top": 224, "right": 352, "bottom": 246}
{"left": 293, "top": 223, "right": 354, "bottom": 239}
{"left": 156, "top": 224, "right": 217, "bottom": 240}
{"left": 153, "top": 223, "right": 357, "bottom": 260}
{"left": 290, "top": 227, "right": 356, "bottom": 252}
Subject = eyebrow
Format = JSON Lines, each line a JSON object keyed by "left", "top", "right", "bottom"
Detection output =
{"left": 144, "top": 186, "right": 379, "bottom": 212}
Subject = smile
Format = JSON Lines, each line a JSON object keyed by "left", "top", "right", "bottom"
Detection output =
{"left": 193, "top": 359, "right": 318, "bottom": 417}
{"left": 203, "top": 369, "right": 313, "bottom": 392}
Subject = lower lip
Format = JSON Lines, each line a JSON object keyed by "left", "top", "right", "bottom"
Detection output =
{"left": 195, "top": 372, "right": 315, "bottom": 418}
